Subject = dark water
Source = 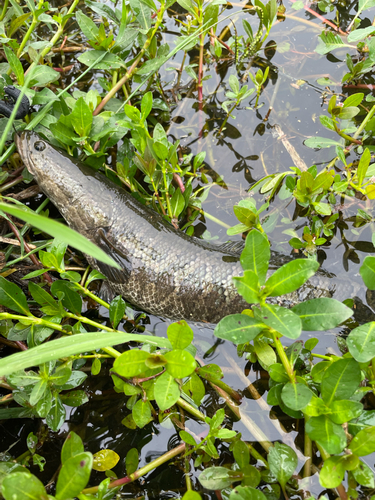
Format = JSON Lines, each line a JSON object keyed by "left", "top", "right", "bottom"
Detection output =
{"left": 2, "top": 0, "right": 375, "bottom": 497}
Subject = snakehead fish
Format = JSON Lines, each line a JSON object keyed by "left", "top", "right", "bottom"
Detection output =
{"left": 15, "top": 131, "right": 345, "bottom": 323}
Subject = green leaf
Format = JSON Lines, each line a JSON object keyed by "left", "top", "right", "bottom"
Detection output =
{"left": 269, "top": 363, "right": 289, "bottom": 383}
{"left": 265, "top": 259, "right": 319, "bottom": 296}
{"left": 292, "top": 298, "right": 353, "bottom": 331}
{"left": 109, "top": 295, "right": 126, "bottom": 328}
{"left": 60, "top": 390, "right": 89, "bottom": 406}
{"left": 167, "top": 321, "right": 193, "bottom": 350}
{"left": 29, "top": 66, "right": 60, "bottom": 87}
{"left": 164, "top": 349, "right": 196, "bottom": 378}
{"left": 357, "top": 148, "right": 371, "bottom": 187}
{"left": 233, "top": 270, "right": 260, "bottom": 303}
{"left": 214, "top": 314, "right": 264, "bottom": 344}
{"left": 71, "top": 97, "right": 93, "bottom": 137}
{"left": 229, "top": 486, "right": 267, "bottom": 500}
{"left": 0, "top": 332, "right": 171, "bottom": 377}
{"left": 46, "top": 393, "right": 65, "bottom": 431}
{"left": 321, "top": 358, "right": 361, "bottom": 405}
{"left": 4, "top": 46, "right": 24, "bottom": 85}
{"left": 0, "top": 276, "right": 31, "bottom": 315}
{"left": 352, "top": 460, "right": 375, "bottom": 487}
{"left": 347, "top": 322, "right": 375, "bottom": 362}
{"left": 51, "top": 281, "right": 82, "bottom": 315}
{"left": 93, "top": 449, "right": 120, "bottom": 472}
{"left": 255, "top": 304, "right": 302, "bottom": 339}
{"left": 347, "top": 26, "right": 375, "bottom": 42}
{"left": 304, "top": 137, "right": 343, "bottom": 149}
{"left": 281, "top": 382, "right": 313, "bottom": 411}
{"left": 254, "top": 338, "right": 277, "bottom": 370}
{"left": 125, "top": 448, "right": 139, "bottom": 476}
{"left": 75, "top": 10, "right": 100, "bottom": 41}
{"left": 55, "top": 452, "right": 93, "bottom": 499}
{"left": 78, "top": 50, "right": 126, "bottom": 70}
{"left": 61, "top": 431, "right": 84, "bottom": 464}
{"left": 2, "top": 472, "right": 47, "bottom": 500}
{"left": 306, "top": 415, "right": 347, "bottom": 454}
{"left": 0, "top": 203, "right": 121, "bottom": 270}
{"left": 320, "top": 457, "right": 345, "bottom": 488}
{"left": 199, "top": 466, "right": 234, "bottom": 490}
{"left": 132, "top": 399, "right": 152, "bottom": 428}
{"left": 170, "top": 188, "right": 185, "bottom": 218}
{"left": 329, "top": 400, "right": 363, "bottom": 424}
{"left": 348, "top": 409, "right": 375, "bottom": 436}
{"left": 154, "top": 371, "right": 180, "bottom": 411}
{"left": 29, "top": 378, "right": 48, "bottom": 406}
{"left": 348, "top": 426, "right": 375, "bottom": 456}
{"left": 233, "top": 440, "right": 250, "bottom": 468}
{"left": 360, "top": 255, "right": 375, "bottom": 289}
{"left": 182, "top": 373, "right": 205, "bottom": 406}
{"left": 268, "top": 443, "right": 298, "bottom": 488}
{"left": 112, "top": 350, "right": 150, "bottom": 378}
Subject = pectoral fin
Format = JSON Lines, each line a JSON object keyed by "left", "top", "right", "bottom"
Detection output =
{"left": 91, "top": 228, "right": 132, "bottom": 284}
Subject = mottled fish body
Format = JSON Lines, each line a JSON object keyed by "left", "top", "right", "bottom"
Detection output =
{"left": 15, "top": 131, "right": 349, "bottom": 323}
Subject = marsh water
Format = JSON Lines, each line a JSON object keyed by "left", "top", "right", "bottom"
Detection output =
{"left": 1, "top": 0, "right": 375, "bottom": 497}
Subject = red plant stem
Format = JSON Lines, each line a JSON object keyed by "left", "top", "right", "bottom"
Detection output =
{"left": 7, "top": 220, "right": 53, "bottom": 283}
{"left": 289, "top": 0, "right": 347, "bottom": 35}
{"left": 82, "top": 443, "right": 186, "bottom": 494}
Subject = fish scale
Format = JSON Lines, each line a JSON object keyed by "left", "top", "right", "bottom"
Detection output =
{"left": 15, "top": 131, "right": 360, "bottom": 323}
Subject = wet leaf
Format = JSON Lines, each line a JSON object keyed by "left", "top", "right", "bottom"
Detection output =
{"left": 265, "top": 259, "right": 319, "bottom": 296}
{"left": 2, "top": 471, "right": 46, "bottom": 500}
{"left": 154, "top": 371, "right": 180, "bottom": 411}
{"left": 352, "top": 460, "right": 375, "bottom": 487}
{"left": 164, "top": 349, "right": 196, "bottom": 378}
{"left": 348, "top": 426, "right": 375, "bottom": 456}
{"left": 240, "top": 230, "right": 270, "bottom": 285}
{"left": 46, "top": 393, "right": 65, "bottom": 432}
{"left": 360, "top": 256, "right": 375, "bottom": 289}
{"left": 305, "top": 415, "right": 346, "bottom": 454}
{"left": 112, "top": 350, "right": 150, "bottom": 378}
{"left": 255, "top": 304, "right": 302, "bottom": 339}
{"left": 254, "top": 338, "right": 277, "bottom": 369}
{"left": 167, "top": 321, "right": 193, "bottom": 350}
{"left": 60, "top": 390, "right": 89, "bottom": 406}
{"left": 281, "top": 382, "right": 313, "bottom": 411}
{"left": 321, "top": 358, "right": 361, "bottom": 405}
{"left": 132, "top": 399, "right": 152, "bottom": 428}
{"left": 55, "top": 452, "right": 93, "bottom": 499}
{"left": 233, "top": 270, "right": 260, "bottom": 303}
{"left": 214, "top": 314, "right": 264, "bottom": 344}
{"left": 347, "top": 322, "right": 375, "bottom": 362}
{"left": 61, "top": 431, "right": 84, "bottom": 464}
{"left": 233, "top": 440, "right": 250, "bottom": 468}
{"left": 268, "top": 443, "right": 297, "bottom": 488}
{"left": 329, "top": 400, "right": 363, "bottom": 424}
{"left": 199, "top": 466, "right": 235, "bottom": 490}
{"left": 292, "top": 298, "right": 353, "bottom": 331}
{"left": 229, "top": 486, "right": 268, "bottom": 500}
{"left": 109, "top": 295, "right": 126, "bottom": 328}
{"left": 320, "top": 456, "right": 345, "bottom": 488}
{"left": 93, "top": 449, "right": 120, "bottom": 471}
{"left": 126, "top": 448, "right": 139, "bottom": 475}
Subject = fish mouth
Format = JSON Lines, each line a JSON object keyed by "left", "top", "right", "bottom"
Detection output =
{"left": 14, "top": 130, "right": 38, "bottom": 174}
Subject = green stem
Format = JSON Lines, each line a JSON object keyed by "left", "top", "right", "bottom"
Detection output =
{"left": 15, "top": 0, "right": 45, "bottom": 59}
{"left": 0, "top": 0, "right": 9, "bottom": 21}
{"left": 219, "top": 101, "right": 239, "bottom": 134}
{"left": 271, "top": 329, "right": 295, "bottom": 381}
{"left": 353, "top": 104, "right": 375, "bottom": 139}
{"left": 177, "top": 397, "right": 206, "bottom": 421}
{"left": 93, "top": 0, "right": 166, "bottom": 116}
{"left": 82, "top": 443, "right": 186, "bottom": 494}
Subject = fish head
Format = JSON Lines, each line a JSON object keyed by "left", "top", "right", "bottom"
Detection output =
{"left": 15, "top": 130, "right": 115, "bottom": 237}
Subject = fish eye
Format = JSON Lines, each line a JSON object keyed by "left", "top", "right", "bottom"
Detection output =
{"left": 34, "top": 141, "right": 46, "bottom": 152}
